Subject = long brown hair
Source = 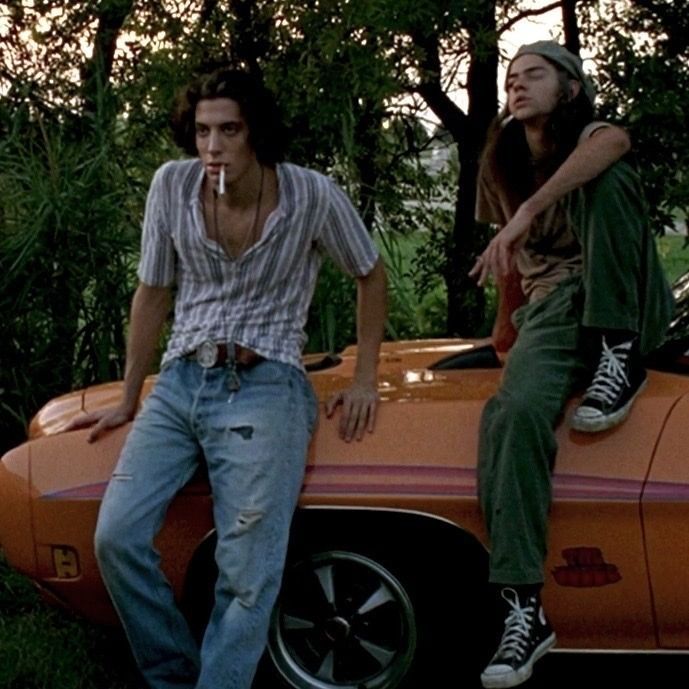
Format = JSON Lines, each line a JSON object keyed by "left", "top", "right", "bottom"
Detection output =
{"left": 479, "top": 59, "right": 595, "bottom": 209}
{"left": 170, "top": 69, "right": 287, "bottom": 165}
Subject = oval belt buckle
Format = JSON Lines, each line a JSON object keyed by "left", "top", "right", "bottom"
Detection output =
{"left": 196, "top": 340, "right": 218, "bottom": 368}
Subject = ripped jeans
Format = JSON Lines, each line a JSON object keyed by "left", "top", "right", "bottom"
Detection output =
{"left": 94, "top": 357, "right": 318, "bottom": 689}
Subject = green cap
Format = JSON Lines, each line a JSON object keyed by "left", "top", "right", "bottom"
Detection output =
{"left": 509, "top": 40, "right": 596, "bottom": 105}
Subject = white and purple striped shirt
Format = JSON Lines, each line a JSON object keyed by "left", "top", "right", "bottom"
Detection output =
{"left": 137, "top": 159, "right": 379, "bottom": 369}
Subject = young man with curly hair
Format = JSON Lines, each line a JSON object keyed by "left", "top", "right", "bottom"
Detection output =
{"left": 70, "top": 69, "right": 387, "bottom": 689}
{"left": 471, "top": 41, "right": 673, "bottom": 688}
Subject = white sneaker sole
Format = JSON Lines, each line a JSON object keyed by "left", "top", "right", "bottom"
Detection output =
{"left": 570, "top": 377, "right": 647, "bottom": 433}
{"left": 480, "top": 632, "right": 556, "bottom": 689}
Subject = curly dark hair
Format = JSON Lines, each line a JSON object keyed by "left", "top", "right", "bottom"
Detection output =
{"left": 170, "top": 69, "right": 287, "bottom": 165}
{"left": 479, "top": 58, "right": 595, "bottom": 210}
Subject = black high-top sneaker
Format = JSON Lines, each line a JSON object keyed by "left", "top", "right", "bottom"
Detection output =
{"left": 480, "top": 588, "right": 556, "bottom": 689}
{"left": 571, "top": 335, "right": 647, "bottom": 433}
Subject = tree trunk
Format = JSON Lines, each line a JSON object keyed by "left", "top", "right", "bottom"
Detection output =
{"left": 413, "top": 2, "right": 498, "bottom": 336}
{"left": 562, "top": 0, "right": 581, "bottom": 55}
{"left": 353, "top": 100, "right": 384, "bottom": 231}
{"left": 446, "top": 4, "right": 498, "bottom": 336}
{"left": 82, "top": 0, "right": 134, "bottom": 116}
{"left": 230, "top": 0, "right": 273, "bottom": 79}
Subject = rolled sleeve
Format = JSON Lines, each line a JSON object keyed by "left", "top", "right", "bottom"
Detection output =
{"left": 476, "top": 166, "right": 507, "bottom": 226}
{"left": 137, "top": 164, "right": 176, "bottom": 287}
{"left": 318, "top": 180, "right": 379, "bottom": 277}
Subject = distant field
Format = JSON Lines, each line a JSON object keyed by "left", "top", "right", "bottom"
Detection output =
{"left": 379, "top": 231, "right": 687, "bottom": 284}
{"left": 376, "top": 232, "right": 688, "bottom": 341}
{"left": 658, "top": 234, "right": 689, "bottom": 283}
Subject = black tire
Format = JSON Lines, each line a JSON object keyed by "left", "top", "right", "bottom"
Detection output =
{"left": 261, "top": 512, "right": 491, "bottom": 689}
{"left": 267, "top": 548, "right": 417, "bottom": 689}
{"left": 182, "top": 511, "right": 490, "bottom": 689}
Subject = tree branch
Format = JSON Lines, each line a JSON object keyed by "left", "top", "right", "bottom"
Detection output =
{"left": 499, "top": 1, "right": 563, "bottom": 34}
{"left": 82, "top": 0, "right": 134, "bottom": 115}
{"left": 410, "top": 28, "right": 469, "bottom": 142}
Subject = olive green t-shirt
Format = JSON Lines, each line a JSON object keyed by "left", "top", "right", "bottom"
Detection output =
{"left": 475, "top": 122, "right": 611, "bottom": 302}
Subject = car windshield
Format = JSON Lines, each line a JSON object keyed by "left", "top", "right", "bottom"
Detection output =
{"left": 651, "top": 270, "right": 689, "bottom": 367}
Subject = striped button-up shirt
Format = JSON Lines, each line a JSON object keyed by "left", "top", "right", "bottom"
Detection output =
{"left": 138, "top": 159, "right": 379, "bottom": 369}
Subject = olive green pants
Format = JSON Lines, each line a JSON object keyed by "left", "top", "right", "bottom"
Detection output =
{"left": 478, "top": 161, "right": 674, "bottom": 585}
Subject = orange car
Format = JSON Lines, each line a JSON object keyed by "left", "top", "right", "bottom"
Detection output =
{"left": 1, "top": 272, "right": 689, "bottom": 689}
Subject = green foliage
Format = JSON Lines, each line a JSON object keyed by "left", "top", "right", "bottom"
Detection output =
{"left": 0, "top": 109, "right": 144, "bottom": 454}
{"left": 657, "top": 234, "right": 689, "bottom": 284}
{"left": 2, "top": 0, "right": 689, "bottom": 451}
{"left": 375, "top": 134, "right": 458, "bottom": 340}
{"left": 268, "top": 0, "right": 400, "bottom": 176}
{"left": 378, "top": 229, "right": 449, "bottom": 341}
{"left": 0, "top": 554, "right": 139, "bottom": 689}
{"left": 579, "top": 1, "right": 689, "bottom": 233}
{"left": 304, "top": 258, "right": 357, "bottom": 354}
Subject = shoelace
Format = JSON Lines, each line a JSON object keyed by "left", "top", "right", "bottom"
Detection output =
{"left": 583, "top": 338, "right": 632, "bottom": 405}
{"left": 494, "top": 588, "right": 536, "bottom": 661}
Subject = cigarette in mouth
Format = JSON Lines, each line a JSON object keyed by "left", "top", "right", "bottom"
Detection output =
{"left": 219, "top": 166, "right": 226, "bottom": 195}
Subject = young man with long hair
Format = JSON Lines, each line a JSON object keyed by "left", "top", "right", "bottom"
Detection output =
{"left": 471, "top": 41, "right": 673, "bottom": 688}
{"left": 69, "top": 69, "right": 387, "bottom": 689}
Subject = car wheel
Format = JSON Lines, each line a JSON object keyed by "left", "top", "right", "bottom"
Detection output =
{"left": 182, "top": 514, "right": 490, "bottom": 689}
{"left": 267, "top": 549, "right": 417, "bottom": 689}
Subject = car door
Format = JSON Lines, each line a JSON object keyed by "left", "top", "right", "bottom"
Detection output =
{"left": 544, "top": 373, "right": 684, "bottom": 650}
{"left": 642, "top": 390, "right": 689, "bottom": 649}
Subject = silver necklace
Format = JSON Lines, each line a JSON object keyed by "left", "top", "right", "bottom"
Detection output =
{"left": 212, "top": 165, "right": 265, "bottom": 259}
{"left": 204, "top": 165, "right": 265, "bottom": 392}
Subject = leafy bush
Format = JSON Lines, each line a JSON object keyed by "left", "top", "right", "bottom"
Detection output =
{"left": 0, "top": 109, "right": 147, "bottom": 455}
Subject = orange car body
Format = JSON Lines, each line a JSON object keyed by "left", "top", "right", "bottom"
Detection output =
{"left": 2, "top": 337, "right": 689, "bottom": 655}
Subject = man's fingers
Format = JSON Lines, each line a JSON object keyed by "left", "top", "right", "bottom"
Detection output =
{"left": 339, "top": 397, "right": 355, "bottom": 439}
{"left": 339, "top": 399, "right": 369, "bottom": 441}
{"left": 86, "top": 410, "right": 131, "bottom": 443}
{"left": 479, "top": 259, "right": 491, "bottom": 286}
{"left": 325, "top": 392, "right": 342, "bottom": 417}
{"left": 478, "top": 248, "right": 494, "bottom": 286}
{"left": 329, "top": 389, "right": 379, "bottom": 442}
{"left": 347, "top": 402, "right": 367, "bottom": 442}
{"left": 87, "top": 419, "right": 106, "bottom": 443}
{"left": 64, "top": 413, "right": 98, "bottom": 432}
{"left": 498, "top": 242, "right": 510, "bottom": 276}
{"left": 366, "top": 400, "right": 378, "bottom": 434}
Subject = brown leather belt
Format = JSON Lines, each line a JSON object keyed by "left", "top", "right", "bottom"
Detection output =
{"left": 185, "top": 341, "right": 264, "bottom": 369}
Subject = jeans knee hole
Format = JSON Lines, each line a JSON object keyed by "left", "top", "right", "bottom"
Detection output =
{"left": 111, "top": 473, "right": 133, "bottom": 481}
{"left": 233, "top": 510, "right": 263, "bottom": 535}
{"left": 229, "top": 425, "right": 254, "bottom": 440}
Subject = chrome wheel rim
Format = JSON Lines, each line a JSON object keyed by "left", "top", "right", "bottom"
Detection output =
{"left": 269, "top": 550, "right": 416, "bottom": 689}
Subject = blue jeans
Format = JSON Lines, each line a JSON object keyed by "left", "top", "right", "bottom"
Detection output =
{"left": 94, "top": 358, "right": 318, "bottom": 689}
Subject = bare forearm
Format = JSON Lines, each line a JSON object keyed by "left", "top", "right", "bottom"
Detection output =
{"left": 325, "top": 258, "right": 387, "bottom": 442}
{"left": 66, "top": 283, "right": 171, "bottom": 441}
{"left": 120, "top": 283, "right": 171, "bottom": 412}
{"left": 523, "top": 126, "right": 631, "bottom": 217}
{"left": 470, "top": 127, "right": 631, "bottom": 290}
{"left": 354, "top": 258, "right": 387, "bottom": 384}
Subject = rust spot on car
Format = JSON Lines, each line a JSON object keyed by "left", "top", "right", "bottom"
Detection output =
{"left": 552, "top": 547, "right": 622, "bottom": 587}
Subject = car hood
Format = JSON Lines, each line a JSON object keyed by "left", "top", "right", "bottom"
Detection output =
{"left": 27, "top": 338, "right": 495, "bottom": 440}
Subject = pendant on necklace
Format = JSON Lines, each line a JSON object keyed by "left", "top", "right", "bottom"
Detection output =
{"left": 227, "top": 364, "right": 241, "bottom": 391}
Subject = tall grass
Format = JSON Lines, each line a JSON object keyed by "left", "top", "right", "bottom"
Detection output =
{"left": 0, "top": 554, "right": 140, "bottom": 689}
{"left": 657, "top": 234, "right": 689, "bottom": 283}
{"left": 0, "top": 111, "right": 148, "bottom": 456}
